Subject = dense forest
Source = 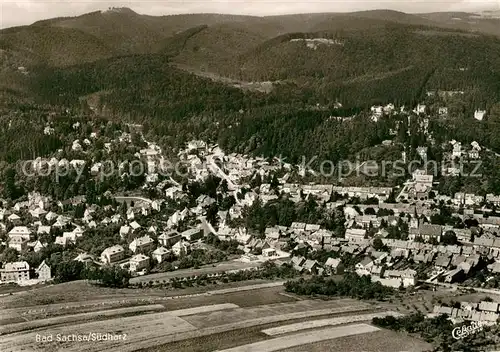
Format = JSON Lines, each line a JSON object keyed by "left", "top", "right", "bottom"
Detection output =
{"left": 1, "top": 16, "right": 500, "bottom": 192}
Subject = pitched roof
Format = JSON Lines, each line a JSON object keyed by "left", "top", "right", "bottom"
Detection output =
{"left": 419, "top": 224, "right": 442, "bottom": 237}
{"left": 2, "top": 261, "right": 30, "bottom": 271}
{"left": 325, "top": 258, "right": 341, "bottom": 268}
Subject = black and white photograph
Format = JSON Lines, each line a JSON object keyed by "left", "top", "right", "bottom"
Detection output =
{"left": 1, "top": 0, "right": 500, "bottom": 351}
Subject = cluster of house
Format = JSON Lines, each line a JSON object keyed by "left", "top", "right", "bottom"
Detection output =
{"left": 0, "top": 187, "right": 214, "bottom": 281}
{"left": 207, "top": 165, "right": 500, "bottom": 287}
{"left": 433, "top": 301, "right": 500, "bottom": 323}
{"left": 4, "top": 133, "right": 500, "bottom": 291}
{"left": 98, "top": 226, "right": 204, "bottom": 274}
{"left": 36, "top": 123, "right": 169, "bottom": 185}
{"left": 178, "top": 141, "right": 290, "bottom": 190}
{"left": 0, "top": 260, "right": 51, "bottom": 284}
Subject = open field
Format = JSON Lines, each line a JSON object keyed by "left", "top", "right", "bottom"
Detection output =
{"left": 261, "top": 311, "right": 403, "bottom": 336}
{"left": 0, "top": 279, "right": 284, "bottom": 309}
{"left": 167, "top": 303, "right": 239, "bottom": 317}
{"left": 0, "top": 296, "right": 380, "bottom": 352}
{"left": 0, "top": 280, "right": 433, "bottom": 352}
{"left": 103, "top": 301, "right": 377, "bottom": 352}
{"left": 140, "top": 313, "right": 418, "bottom": 352}
{"left": 206, "top": 281, "right": 285, "bottom": 294}
{"left": 0, "top": 311, "right": 197, "bottom": 352}
{"left": 0, "top": 281, "right": 292, "bottom": 323}
{"left": 182, "top": 299, "right": 372, "bottom": 328}
{"left": 1, "top": 297, "right": 168, "bottom": 322}
{"left": 281, "top": 329, "right": 433, "bottom": 352}
{"left": 0, "top": 304, "right": 165, "bottom": 335}
{"left": 215, "top": 324, "right": 381, "bottom": 352}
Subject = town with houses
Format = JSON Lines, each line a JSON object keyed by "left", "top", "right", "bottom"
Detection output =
{"left": 2, "top": 102, "right": 500, "bottom": 344}
{"left": 5, "top": 5, "right": 500, "bottom": 351}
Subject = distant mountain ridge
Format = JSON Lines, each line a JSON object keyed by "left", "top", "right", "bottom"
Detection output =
{"left": 2, "top": 7, "right": 500, "bottom": 117}
{"left": 2, "top": 7, "right": 500, "bottom": 68}
{"left": 3, "top": 7, "right": 500, "bottom": 178}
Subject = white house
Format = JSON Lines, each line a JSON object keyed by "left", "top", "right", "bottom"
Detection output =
{"left": 101, "top": 245, "right": 125, "bottom": 264}
{"left": 8, "top": 236, "right": 29, "bottom": 251}
{"left": 8, "top": 213, "right": 21, "bottom": 223}
{"left": 33, "top": 240, "right": 47, "bottom": 253}
{"left": 262, "top": 248, "right": 278, "bottom": 257}
{"left": 172, "top": 240, "right": 190, "bottom": 256}
{"left": 130, "top": 221, "right": 141, "bottom": 231}
{"left": 158, "top": 231, "right": 181, "bottom": 247}
{"left": 0, "top": 261, "right": 30, "bottom": 282}
{"left": 129, "top": 235, "right": 154, "bottom": 253}
{"left": 8, "top": 226, "right": 31, "bottom": 240}
{"left": 128, "top": 254, "right": 150, "bottom": 272}
{"left": 152, "top": 247, "right": 171, "bottom": 263}
{"left": 355, "top": 256, "right": 374, "bottom": 275}
{"left": 37, "top": 226, "right": 51, "bottom": 235}
{"left": 474, "top": 110, "right": 486, "bottom": 121}
{"left": 45, "top": 211, "right": 58, "bottom": 222}
{"left": 345, "top": 228, "right": 366, "bottom": 242}
{"left": 119, "top": 225, "right": 131, "bottom": 239}
{"left": 35, "top": 260, "right": 52, "bottom": 281}
{"left": 325, "top": 258, "right": 344, "bottom": 274}
{"left": 55, "top": 236, "right": 68, "bottom": 247}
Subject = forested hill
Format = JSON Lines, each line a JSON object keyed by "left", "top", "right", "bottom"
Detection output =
{"left": 20, "top": 23, "right": 500, "bottom": 164}
{"left": 2, "top": 8, "right": 500, "bottom": 68}
{"left": 30, "top": 24, "right": 500, "bottom": 111}
{"left": 2, "top": 9, "right": 500, "bottom": 166}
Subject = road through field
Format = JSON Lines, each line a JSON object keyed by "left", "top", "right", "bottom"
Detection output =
{"left": 130, "top": 260, "right": 261, "bottom": 283}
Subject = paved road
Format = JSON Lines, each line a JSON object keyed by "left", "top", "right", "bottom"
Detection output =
{"left": 114, "top": 196, "right": 152, "bottom": 205}
{"left": 425, "top": 280, "right": 500, "bottom": 296}
{"left": 130, "top": 260, "right": 261, "bottom": 284}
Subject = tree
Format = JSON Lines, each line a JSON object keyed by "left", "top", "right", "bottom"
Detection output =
{"left": 3, "top": 167, "right": 21, "bottom": 200}
{"left": 206, "top": 203, "right": 219, "bottom": 227}
{"left": 270, "top": 174, "right": 279, "bottom": 191}
{"left": 249, "top": 173, "right": 262, "bottom": 189}
{"left": 55, "top": 260, "right": 85, "bottom": 283}
{"left": 441, "top": 231, "right": 458, "bottom": 245}
{"left": 373, "top": 238, "right": 385, "bottom": 251}
{"left": 365, "top": 207, "right": 376, "bottom": 215}
{"left": 0, "top": 247, "right": 19, "bottom": 263}
{"left": 95, "top": 265, "right": 131, "bottom": 288}
{"left": 219, "top": 179, "right": 229, "bottom": 194}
